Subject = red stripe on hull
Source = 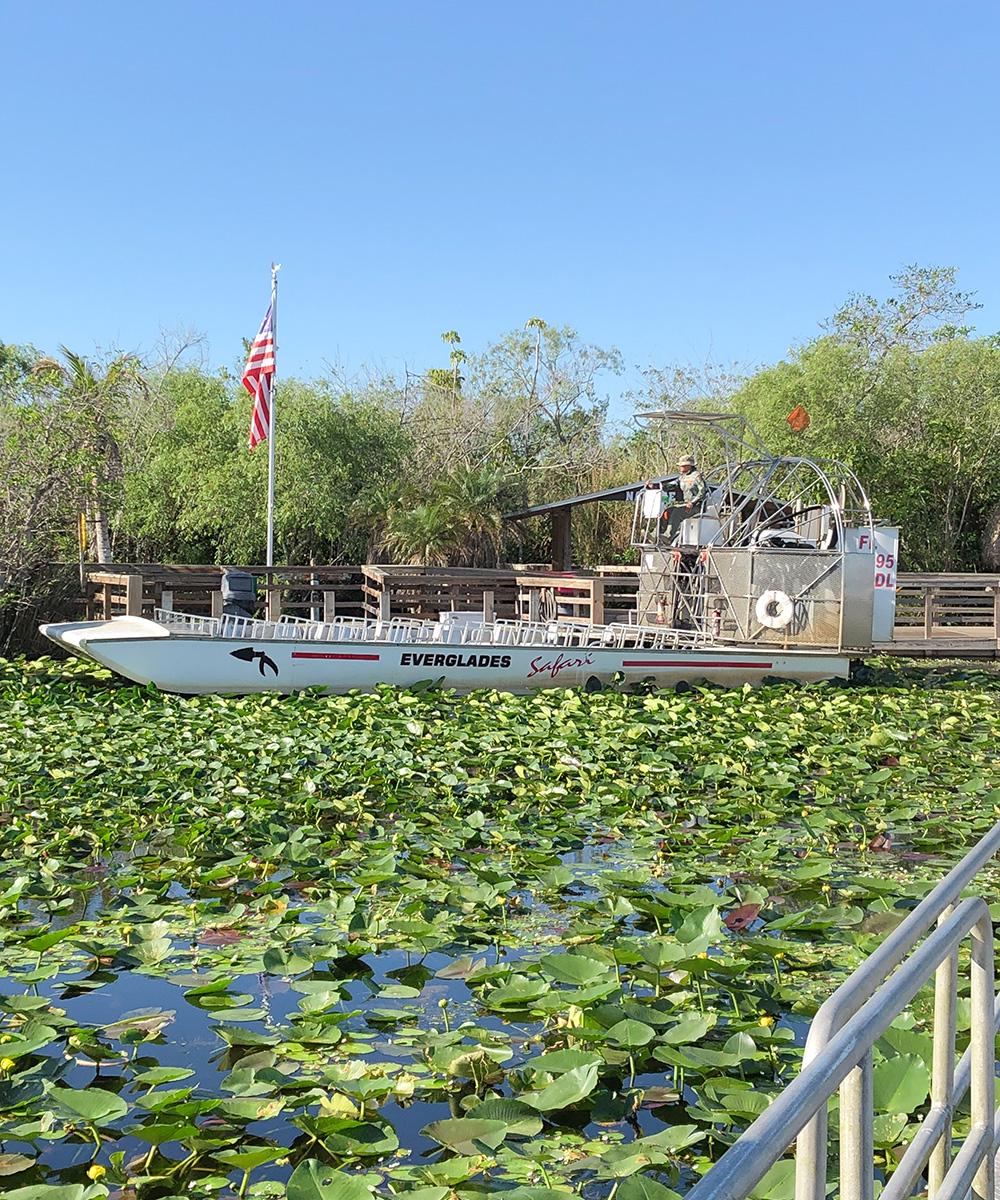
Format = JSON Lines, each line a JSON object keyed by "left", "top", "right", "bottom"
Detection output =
{"left": 622, "top": 659, "right": 775, "bottom": 669}
{"left": 291, "top": 652, "right": 381, "bottom": 661}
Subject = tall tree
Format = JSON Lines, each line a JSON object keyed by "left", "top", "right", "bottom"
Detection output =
{"left": 468, "top": 319, "right": 623, "bottom": 497}
{"left": 728, "top": 267, "right": 1000, "bottom": 570}
{"left": 56, "top": 348, "right": 145, "bottom": 563}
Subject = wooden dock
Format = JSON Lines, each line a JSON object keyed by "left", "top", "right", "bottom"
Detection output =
{"left": 82, "top": 565, "right": 1000, "bottom": 661}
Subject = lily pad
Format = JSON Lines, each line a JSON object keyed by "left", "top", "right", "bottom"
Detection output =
{"left": 420, "top": 1116, "right": 510, "bottom": 1153}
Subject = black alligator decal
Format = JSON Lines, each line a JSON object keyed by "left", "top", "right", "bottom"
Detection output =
{"left": 230, "top": 646, "right": 279, "bottom": 677}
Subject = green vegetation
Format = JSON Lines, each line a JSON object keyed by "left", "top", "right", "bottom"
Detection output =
{"left": 6, "top": 265, "right": 1000, "bottom": 653}
{"left": 1, "top": 658, "right": 999, "bottom": 1199}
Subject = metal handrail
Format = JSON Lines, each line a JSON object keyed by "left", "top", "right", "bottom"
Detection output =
{"left": 686, "top": 821, "right": 1000, "bottom": 1200}
{"left": 151, "top": 608, "right": 715, "bottom": 651}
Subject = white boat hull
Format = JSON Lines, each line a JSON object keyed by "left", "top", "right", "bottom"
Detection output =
{"left": 40, "top": 617, "right": 850, "bottom": 694}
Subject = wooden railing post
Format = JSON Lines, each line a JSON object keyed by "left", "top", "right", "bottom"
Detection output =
{"left": 211, "top": 591, "right": 224, "bottom": 618}
{"left": 924, "top": 589, "right": 935, "bottom": 638}
{"left": 266, "top": 587, "right": 282, "bottom": 621}
{"left": 124, "top": 574, "right": 143, "bottom": 617}
{"left": 323, "top": 590, "right": 337, "bottom": 622}
{"left": 482, "top": 589, "right": 495, "bottom": 623}
{"left": 590, "top": 578, "right": 605, "bottom": 626}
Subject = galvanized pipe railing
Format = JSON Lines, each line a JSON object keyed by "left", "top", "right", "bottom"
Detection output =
{"left": 685, "top": 820, "right": 1000, "bottom": 1200}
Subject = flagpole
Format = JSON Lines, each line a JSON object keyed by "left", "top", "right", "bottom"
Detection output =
{"left": 266, "top": 262, "right": 280, "bottom": 568}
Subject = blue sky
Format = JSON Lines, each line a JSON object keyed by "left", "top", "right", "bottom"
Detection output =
{"left": 3, "top": 1, "right": 999, "bottom": 412}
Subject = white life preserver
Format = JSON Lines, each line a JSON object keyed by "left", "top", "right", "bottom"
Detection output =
{"left": 755, "top": 589, "right": 795, "bottom": 629}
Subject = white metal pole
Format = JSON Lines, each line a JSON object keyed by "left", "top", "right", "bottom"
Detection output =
{"left": 266, "top": 262, "right": 280, "bottom": 567}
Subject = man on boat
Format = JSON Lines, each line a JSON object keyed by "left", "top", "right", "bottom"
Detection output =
{"left": 654, "top": 454, "right": 707, "bottom": 544}
{"left": 676, "top": 454, "right": 706, "bottom": 511}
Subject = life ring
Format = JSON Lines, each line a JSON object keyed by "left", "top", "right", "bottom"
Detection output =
{"left": 755, "top": 589, "right": 794, "bottom": 629}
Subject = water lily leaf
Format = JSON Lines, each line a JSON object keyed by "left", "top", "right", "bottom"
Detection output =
{"left": 318, "top": 1094, "right": 360, "bottom": 1118}
{"left": 659, "top": 1012, "right": 717, "bottom": 1044}
{"left": 484, "top": 975, "right": 550, "bottom": 1008}
{"left": 639, "top": 1124, "right": 705, "bottom": 1151}
{"left": 131, "top": 1066, "right": 196, "bottom": 1086}
{"left": 0, "top": 1079, "right": 46, "bottom": 1108}
{"left": 653, "top": 1044, "right": 739, "bottom": 1070}
{"left": 129, "top": 937, "right": 172, "bottom": 964}
{"left": 524, "top": 1061, "right": 599, "bottom": 1111}
{"left": 287, "top": 1159, "right": 375, "bottom": 1200}
{"left": 748, "top": 1158, "right": 796, "bottom": 1200}
{"left": 606, "top": 1019, "right": 656, "bottom": 1048}
{"left": 465, "top": 1097, "right": 544, "bottom": 1136}
{"left": 0, "top": 877, "right": 29, "bottom": 907}
{"left": 788, "top": 860, "right": 833, "bottom": 880}
{"left": 530, "top": 1049, "right": 603, "bottom": 1074}
{"left": 125, "top": 1116, "right": 202, "bottom": 1146}
{"left": 262, "top": 946, "right": 314, "bottom": 975}
{"left": 723, "top": 1031, "right": 758, "bottom": 1060}
{"left": 134, "top": 1086, "right": 194, "bottom": 1112}
{"left": 212, "top": 1025, "right": 281, "bottom": 1046}
{"left": 102, "top": 1009, "right": 175, "bottom": 1040}
{"left": 858, "top": 910, "right": 908, "bottom": 936}
{"left": 872, "top": 1053, "right": 931, "bottom": 1115}
{"left": 618, "top": 1178, "right": 682, "bottom": 1200}
{"left": 376, "top": 984, "right": 421, "bottom": 999}
{"left": 221, "top": 1066, "right": 273, "bottom": 1096}
{"left": 723, "top": 903, "right": 761, "bottom": 932}
{"left": 0, "top": 1026, "right": 58, "bottom": 1059}
{"left": 434, "top": 955, "right": 487, "bottom": 979}
{"left": 873, "top": 1112, "right": 909, "bottom": 1148}
{"left": 5, "top": 1187, "right": 106, "bottom": 1200}
{"left": 0, "top": 996, "right": 52, "bottom": 1014}
{"left": 51, "top": 1086, "right": 128, "bottom": 1123}
{"left": 420, "top": 1117, "right": 509, "bottom": 1154}
{"left": 23, "top": 927, "right": 78, "bottom": 953}
{"left": 502, "top": 1191, "right": 577, "bottom": 1200}
{"left": 180, "top": 976, "right": 234, "bottom": 996}
{"left": 719, "top": 1090, "right": 774, "bottom": 1119}
{"left": 199, "top": 928, "right": 244, "bottom": 946}
{"left": 878, "top": 1025, "right": 934, "bottom": 1067}
{"left": 293, "top": 1116, "right": 398, "bottom": 1155}
{"left": 214, "top": 1146, "right": 285, "bottom": 1169}
{"left": 219, "top": 1096, "right": 286, "bottom": 1122}
{"left": 288, "top": 1020, "right": 345, "bottom": 1046}
{"left": 0, "top": 1154, "right": 34, "bottom": 1176}
{"left": 675, "top": 905, "right": 722, "bottom": 943}
{"left": 539, "top": 953, "right": 610, "bottom": 985}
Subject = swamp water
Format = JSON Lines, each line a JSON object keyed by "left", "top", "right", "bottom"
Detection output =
{"left": 1, "top": 656, "right": 999, "bottom": 1200}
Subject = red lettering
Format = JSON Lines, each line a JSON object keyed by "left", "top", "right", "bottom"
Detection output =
{"left": 526, "top": 651, "right": 596, "bottom": 681}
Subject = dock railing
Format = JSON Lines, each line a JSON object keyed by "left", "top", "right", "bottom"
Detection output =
{"left": 85, "top": 565, "right": 366, "bottom": 622}
{"left": 685, "top": 821, "right": 1000, "bottom": 1200}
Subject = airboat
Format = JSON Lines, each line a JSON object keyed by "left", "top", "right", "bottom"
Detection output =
{"left": 41, "top": 412, "right": 898, "bottom": 695}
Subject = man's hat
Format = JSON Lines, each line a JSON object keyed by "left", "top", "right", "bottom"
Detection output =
{"left": 677, "top": 454, "right": 696, "bottom": 466}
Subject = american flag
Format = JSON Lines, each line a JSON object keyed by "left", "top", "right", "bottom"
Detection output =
{"left": 243, "top": 303, "right": 275, "bottom": 450}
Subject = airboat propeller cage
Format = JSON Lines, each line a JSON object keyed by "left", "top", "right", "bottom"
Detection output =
{"left": 631, "top": 411, "right": 898, "bottom": 651}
